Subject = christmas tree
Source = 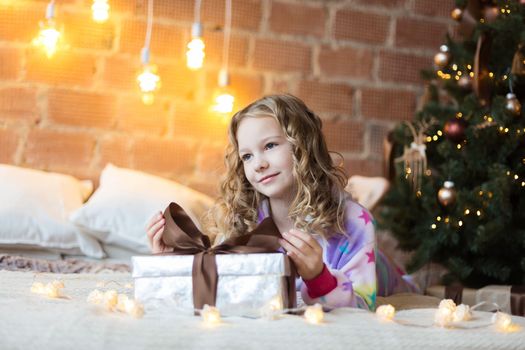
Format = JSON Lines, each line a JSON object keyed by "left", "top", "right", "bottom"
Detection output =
{"left": 379, "top": 0, "right": 525, "bottom": 287}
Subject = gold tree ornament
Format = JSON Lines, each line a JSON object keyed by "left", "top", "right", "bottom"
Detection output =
{"left": 434, "top": 45, "right": 451, "bottom": 69}
{"left": 505, "top": 93, "right": 522, "bottom": 116}
{"left": 451, "top": 7, "right": 463, "bottom": 21}
{"left": 438, "top": 181, "right": 457, "bottom": 207}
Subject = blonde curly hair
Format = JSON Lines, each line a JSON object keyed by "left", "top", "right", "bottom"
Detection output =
{"left": 205, "top": 94, "right": 349, "bottom": 241}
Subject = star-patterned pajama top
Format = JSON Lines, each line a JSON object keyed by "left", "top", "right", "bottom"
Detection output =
{"left": 258, "top": 197, "right": 377, "bottom": 311}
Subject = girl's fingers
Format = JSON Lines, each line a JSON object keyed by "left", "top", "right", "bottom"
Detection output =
{"left": 279, "top": 238, "right": 306, "bottom": 261}
{"left": 282, "top": 231, "right": 314, "bottom": 256}
{"left": 287, "top": 229, "right": 320, "bottom": 252}
{"left": 146, "top": 212, "right": 163, "bottom": 231}
{"left": 147, "top": 218, "right": 165, "bottom": 239}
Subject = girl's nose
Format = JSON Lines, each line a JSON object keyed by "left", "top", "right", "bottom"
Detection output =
{"left": 254, "top": 157, "right": 269, "bottom": 171}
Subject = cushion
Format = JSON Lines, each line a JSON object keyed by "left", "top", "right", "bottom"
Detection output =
{"left": 345, "top": 175, "right": 390, "bottom": 211}
{"left": 0, "top": 164, "right": 105, "bottom": 258}
{"left": 69, "top": 164, "right": 215, "bottom": 253}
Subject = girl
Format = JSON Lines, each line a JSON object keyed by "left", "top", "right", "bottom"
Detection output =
{"left": 146, "top": 94, "right": 416, "bottom": 311}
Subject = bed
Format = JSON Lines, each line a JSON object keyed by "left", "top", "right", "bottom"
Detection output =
{"left": 1, "top": 164, "right": 524, "bottom": 349}
{"left": 1, "top": 270, "right": 524, "bottom": 350}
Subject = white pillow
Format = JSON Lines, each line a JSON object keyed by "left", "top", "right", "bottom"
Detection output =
{"left": 70, "top": 164, "right": 215, "bottom": 253}
{"left": 0, "top": 164, "right": 105, "bottom": 258}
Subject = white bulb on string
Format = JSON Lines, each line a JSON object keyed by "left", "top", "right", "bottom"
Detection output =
{"left": 32, "top": 1, "right": 62, "bottom": 58}
{"left": 92, "top": 0, "right": 110, "bottom": 23}
{"left": 186, "top": 22, "right": 205, "bottom": 70}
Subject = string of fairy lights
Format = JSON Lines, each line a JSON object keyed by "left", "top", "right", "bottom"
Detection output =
{"left": 31, "top": 277, "right": 519, "bottom": 332}
{"left": 32, "top": 0, "right": 235, "bottom": 113}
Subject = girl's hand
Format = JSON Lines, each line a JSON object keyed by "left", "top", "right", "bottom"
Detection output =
{"left": 279, "top": 229, "right": 324, "bottom": 280}
{"left": 146, "top": 211, "right": 174, "bottom": 254}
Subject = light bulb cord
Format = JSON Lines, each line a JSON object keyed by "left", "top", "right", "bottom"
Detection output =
{"left": 222, "top": 0, "right": 232, "bottom": 74}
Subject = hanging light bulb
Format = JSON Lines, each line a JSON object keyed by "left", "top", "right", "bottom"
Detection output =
{"left": 92, "top": 0, "right": 110, "bottom": 23}
{"left": 137, "top": 0, "right": 160, "bottom": 105}
{"left": 212, "top": 68, "right": 234, "bottom": 114}
{"left": 137, "top": 48, "right": 161, "bottom": 105}
{"left": 211, "top": 0, "right": 234, "bottom": 115}
{"left": 32, "top": 0, "right": 62, "bottom": 58}
{"left": 186, "top": 23, "right": 205, "bottom": 70}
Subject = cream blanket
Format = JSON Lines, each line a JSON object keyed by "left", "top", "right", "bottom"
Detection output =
{"left": 0, "top": 271, "right": 524, "bottom": 350}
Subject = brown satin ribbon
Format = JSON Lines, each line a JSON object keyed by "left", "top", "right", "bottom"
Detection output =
{"left": 160, "top": 202, "right": 296, "bottom": 311}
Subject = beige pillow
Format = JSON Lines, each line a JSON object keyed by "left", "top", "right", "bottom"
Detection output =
{"left": 70, "top": 164, "right": 215, "bottom": 253}
{"left": 0, "top": 164, "right": 105, "bottom": 257}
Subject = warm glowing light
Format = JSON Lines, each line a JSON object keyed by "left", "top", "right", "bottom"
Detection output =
{"left": 431, "top": 224, "right": 437, "bottom": 229}
{"left": 437, "top": 216, "right": 442, "bottom": 221}
{"left": 33, "top": 23, "right": 61, "bottom": 58}
{"left": 31, "top": 280, "right": 64, "bottom": 298}
{"left": 304, "top": 303, "right": 324, "bottom": 324}
{"left": 476, "top": 210, "right": 481, "bottom": 216}
{"left": 186, "top": 37, "right": 205, "bottom": 70}
{"left": 92, "top": 0, "right": 110, "bottom": 22}
{"left": 376, "top": 304, "right": 395, "bottom": 321}
{"left": 137, "top": 64, "right": 161, "bottom": 105}
{"left": 212, "top": 91, "right": 234, "bottom": 114}
{"left": 458, "top": 220, "right": 463, "bottom": 226}
{"left": 201, "top": 304, "right": 221, "bottom": 325}
{"left": 464, "top": 209, "right": 470, "bottom": 215}
{"left": 261, "top": 295, "right": 283, "bottom": 319}
{"left": 492, "top": 312, "right": 512, "bottom": 332}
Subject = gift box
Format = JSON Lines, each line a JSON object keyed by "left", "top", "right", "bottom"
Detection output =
{"left": 132, "top": 202, "right": 296, "bottom": 317}
{"left": 132, "top": 252, "right": 293, "bottom": 317}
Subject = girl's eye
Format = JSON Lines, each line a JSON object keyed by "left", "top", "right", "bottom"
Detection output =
{"left": 265, "top": 142, "right": 278, "bottom": 150}
{"left": 241, "top": 154, "right": 252, "bottom": 162}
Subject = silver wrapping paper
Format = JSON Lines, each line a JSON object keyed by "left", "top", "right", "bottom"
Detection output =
{"left": 132, "top": 253, "right": 291, "bottom": 317}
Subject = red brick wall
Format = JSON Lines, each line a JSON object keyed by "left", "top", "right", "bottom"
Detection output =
{"left": 0, "top": 0, "right": 454, "bottom": 197}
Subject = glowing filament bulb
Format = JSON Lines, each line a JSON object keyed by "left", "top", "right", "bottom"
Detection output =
{"left": 213, "top": 92, "right": 234, "bottom": 114}
{"left": 33, "top": 23, "right": 61, "bottom": 58}
{"left": 186, "top": 38, "right": 205, "bottom": 70}
{"left": 137, "top": 64, "right": 161, "bottom": 105}
{"left": 92, "top": 0, "right": 110, "bottom": 23}
{"left": 186, "top": 23, "right": 205, "bottom": 70}
{"left": 212, "top": 69, "right": 235, "bottom": 114}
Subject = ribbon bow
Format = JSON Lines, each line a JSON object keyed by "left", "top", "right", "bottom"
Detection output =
{"left": 160, "top": 202, "right": 296, "bottom": 311}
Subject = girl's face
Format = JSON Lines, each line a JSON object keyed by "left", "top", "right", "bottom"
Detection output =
{"left": 236, "top": 116, "right": 295, "bottom": 201}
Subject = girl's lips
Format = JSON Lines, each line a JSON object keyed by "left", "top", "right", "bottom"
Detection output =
{"left": 259, "top": 173, "right": 279, "bottom": 184}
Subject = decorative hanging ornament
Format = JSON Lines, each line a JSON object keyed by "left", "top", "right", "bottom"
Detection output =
{"left": 505, "top": 93, "right": 522, "bottom": 116}
{"left": 434, "top": 45, "right": 451, "bottom": 69}
{"left": 451, "top": 7, "right": 463, "bottom": 21}
{"left": 444, "top": 118, "right": 467, "bottom": 143}
{"left": 394, "top": 121, "right": 434, "bottom": 194}
{"left": 511, "top": 45, "right": 525, "bottom": 76}
{"left": 473, "top": 33, "right": 493, "bottom": 106}
{"left": 438, "top": 181, "right": 457, "bottom": 207}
